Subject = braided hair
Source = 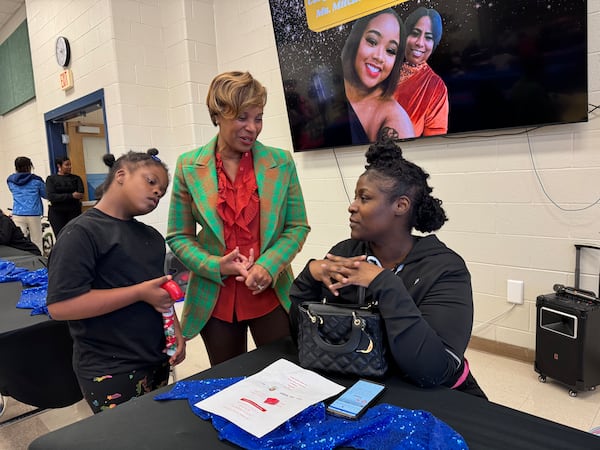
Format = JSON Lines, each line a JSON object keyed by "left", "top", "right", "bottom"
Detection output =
{"left": 94, "top": 148, "right": 168, "bottom": 200}
{"left": 364, "top": 127, "right": 447, "bottom": 233}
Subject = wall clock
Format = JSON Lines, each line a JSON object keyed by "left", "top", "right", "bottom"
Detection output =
{"left": 55, "top": 36, "right": 71, "bottom": 67}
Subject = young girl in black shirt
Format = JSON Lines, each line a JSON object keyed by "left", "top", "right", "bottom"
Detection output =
{"left": 47, "top": 150, "right": 186, "bottom": 413}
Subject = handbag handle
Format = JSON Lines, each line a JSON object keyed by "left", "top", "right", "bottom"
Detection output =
{"left": 358, "top": 285, "right": 366, "bottom": 306}
{"left": 309, "top": 311, "right": 366, "bottom": 354}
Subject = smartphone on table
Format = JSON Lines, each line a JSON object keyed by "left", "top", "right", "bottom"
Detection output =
{"left": 326, "top": 379, "right": 386, "bottom": 420}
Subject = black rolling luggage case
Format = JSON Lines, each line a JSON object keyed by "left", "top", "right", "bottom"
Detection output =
{"left": 534, "top": 244, "right": 600, "bottom": 397}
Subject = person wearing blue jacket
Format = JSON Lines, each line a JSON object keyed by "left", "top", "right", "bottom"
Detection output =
{"left": 6, "top": 156, "right": 46, "bottom": 253}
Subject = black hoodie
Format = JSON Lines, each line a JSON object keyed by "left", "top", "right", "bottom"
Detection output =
{"left": 0, "top": 211, "right": 42, "bottom": 256}
{"left": 290, "top": 234, "right": 473, "bottom": 388}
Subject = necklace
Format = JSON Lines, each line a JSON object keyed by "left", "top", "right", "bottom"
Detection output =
{"left": 399, "top": 62, "right": 427, "bottom": 82}
{"left": 217, "top": 148, "right": 243, "bottom": 162}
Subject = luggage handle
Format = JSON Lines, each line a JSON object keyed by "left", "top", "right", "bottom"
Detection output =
{"left": 574, "top": 244, "right": 600, "bottom": 297}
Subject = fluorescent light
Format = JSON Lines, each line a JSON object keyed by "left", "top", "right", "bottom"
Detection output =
{"left": 77, "top": 125, "right": 100, "bottom": 134}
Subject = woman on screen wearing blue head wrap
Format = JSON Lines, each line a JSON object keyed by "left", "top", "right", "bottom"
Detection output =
{"left": 394, "top": 6, "right": 449, "bottom": 137}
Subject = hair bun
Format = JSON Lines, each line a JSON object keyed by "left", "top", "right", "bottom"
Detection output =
{"left": 147, "top": 148, "right": 159, "bottom": 157}
{"left": 365, "top": 127, "right": 404, "bottom": 169}
{"left": 102, "top": 153, "right": 116, "bottom": 168}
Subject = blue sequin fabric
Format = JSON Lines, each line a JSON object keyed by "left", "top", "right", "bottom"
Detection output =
{"left": 16, "top": 285, "right": 48, "bottom": 315}
{"left": 1, "top": 259, "right": 48, "bottom": 315}
{"left": 154, "top": 378, "right": 468, "bottom": 449}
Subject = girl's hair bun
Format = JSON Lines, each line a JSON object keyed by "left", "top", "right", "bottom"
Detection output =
{"left": 102, "top": 153, "right": 116, "bottom": 168}
{"left": 147, "top": 148, "right": 159, "bottom": 157}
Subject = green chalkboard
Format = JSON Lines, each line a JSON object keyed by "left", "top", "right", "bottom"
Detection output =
{"left": 0, "top": 21, "right": 36, "bottom": 115}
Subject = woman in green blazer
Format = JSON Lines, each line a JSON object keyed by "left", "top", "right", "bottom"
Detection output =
{"left": 166, "top": 71, "right": 310, "bottom": 365}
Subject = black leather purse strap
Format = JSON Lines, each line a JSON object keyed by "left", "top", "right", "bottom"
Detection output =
{"left": 358, "top": 285, "right": 366, "bottom": 306}
{"left": 310, "top": 312, "right": 365, "bottom": 354}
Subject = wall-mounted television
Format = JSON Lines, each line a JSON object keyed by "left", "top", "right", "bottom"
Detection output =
{"left": 269, "top": 0, "right": 588, "bottom": 151}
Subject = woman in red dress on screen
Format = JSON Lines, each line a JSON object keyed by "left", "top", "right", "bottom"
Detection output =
{"left": 394, "top": 7, "right": 449, "bottom": 137}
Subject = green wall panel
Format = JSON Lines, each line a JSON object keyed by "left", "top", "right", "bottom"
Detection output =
{"left": 0, "top": 21, "right": 35, "bottom": 115}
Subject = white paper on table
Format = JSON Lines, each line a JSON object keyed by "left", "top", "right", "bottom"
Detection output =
{"left": 194, "top": 358, "right": 345, "bottom": 438}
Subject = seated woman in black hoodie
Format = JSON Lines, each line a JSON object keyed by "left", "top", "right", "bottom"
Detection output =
{"left": 0, "top": 209, "right": 42, "bottom": 256}
{"left": 289, "top": 128, "right": 486, "bottom": 399}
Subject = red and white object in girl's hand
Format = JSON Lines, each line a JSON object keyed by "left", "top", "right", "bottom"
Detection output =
{"left": 160, "top": 280, "right": 184, "bottom": 356}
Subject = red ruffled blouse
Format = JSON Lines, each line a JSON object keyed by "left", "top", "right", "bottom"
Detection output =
{"left": 211, "top": 151, "right": 279, "bottom": 323}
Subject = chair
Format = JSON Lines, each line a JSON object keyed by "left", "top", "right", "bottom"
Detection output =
{"left": 0, "top": 319, "right": 83, "bottom": 424}
{"left": 164, "top": 252, "right": 190, "bottom": 383}
{"left": 164, "top": 251, "right": 190, "bottom": 293}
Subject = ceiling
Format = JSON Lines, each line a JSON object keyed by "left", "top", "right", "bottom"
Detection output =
{"left": 0, "top": 0, "right": 24, "bottom": 34}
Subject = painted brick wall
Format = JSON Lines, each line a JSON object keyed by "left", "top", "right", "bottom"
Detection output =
{"left": 1, "top": 0, "right": 598, "bottom": 350}
{"left": 214, "top": 0, "right": 600, "bottom": 350}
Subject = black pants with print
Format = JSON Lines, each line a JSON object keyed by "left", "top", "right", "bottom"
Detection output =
{"left": 77, "top": 361, "right": 170, "bottom": 414}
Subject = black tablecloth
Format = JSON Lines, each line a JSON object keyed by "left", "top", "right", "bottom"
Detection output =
{"left": 29, "top": 338, "right": 599, "bottom": 450}
{"left": 0, "top": 281, "right": 47, "bottom": 335}
{"left": 0, "top": 280, "right": 82, "bottom": 409}
{"left": 0, "top": 247, "right": 46, "bottom": 270}
{"left": 0, "top": 245, "right": 34, "bottom": 258}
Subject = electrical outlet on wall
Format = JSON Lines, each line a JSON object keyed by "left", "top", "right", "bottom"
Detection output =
{"left": 507, "top": 280, "right": 524, "bottom": 304}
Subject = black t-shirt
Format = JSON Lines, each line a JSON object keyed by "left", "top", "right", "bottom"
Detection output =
{"left": 47, "top": 208, "right": 167, "bottom": 378}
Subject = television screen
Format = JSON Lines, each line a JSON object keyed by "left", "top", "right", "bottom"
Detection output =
{"left": 269, "top": 0, "right": 588, "bottom": 151}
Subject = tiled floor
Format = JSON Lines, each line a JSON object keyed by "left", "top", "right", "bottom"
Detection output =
{"left": 2, "top": 337, "right": 600, "bottom": 449}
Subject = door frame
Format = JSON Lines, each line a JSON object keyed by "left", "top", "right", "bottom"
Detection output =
{"left": 43, "top": 89, "right": 109, "bottom": 175}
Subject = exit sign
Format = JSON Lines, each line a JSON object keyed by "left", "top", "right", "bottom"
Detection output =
{"left": 59, "top": 69, "right": 73, "bottom": 90}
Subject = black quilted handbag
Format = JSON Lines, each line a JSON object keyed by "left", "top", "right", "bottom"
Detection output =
{"left": 297, "top": 287, "right": 388, "bottom": 377}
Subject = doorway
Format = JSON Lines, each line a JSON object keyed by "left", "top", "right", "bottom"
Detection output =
{"left": 65, "top": 122, "right": 107, "bottom": 205}
{"left": 43, "top": 89, "right": 110, "bottom": 209}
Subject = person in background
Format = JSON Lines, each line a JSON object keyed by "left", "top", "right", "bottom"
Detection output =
{"left": 45, "top": 156, "right": 85, "bottom": 237}
{"left": 393, "top": 6, "right": 449, "bottom": 136}
{"left": 47, "top": 149, "right": 185, "bottom": 414}
{"left": 6, "top": 156, "right": 46, "bottom": 253}
{"left": 289, "top": 128, "right": 486, "bottom": 399}
{"left": 0, "top": 208, "right": 42, "bottom": 256}
{"left": 341, "top": 8, "right": 415, "bottom": 143}
{"left": 166, "top": 71, "right": 310, "bottom": 366}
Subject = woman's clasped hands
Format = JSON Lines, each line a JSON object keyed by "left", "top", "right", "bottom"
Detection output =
{"left": 220, "top": 247, "right": 273, "bottom": 295}
{"left": 309, "top": 253, "right": 384, "bottom": 296}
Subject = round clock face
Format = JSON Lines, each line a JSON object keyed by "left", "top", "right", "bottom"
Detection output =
{"left": 55, "top": 36, "right": 70, "bottom": 67}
